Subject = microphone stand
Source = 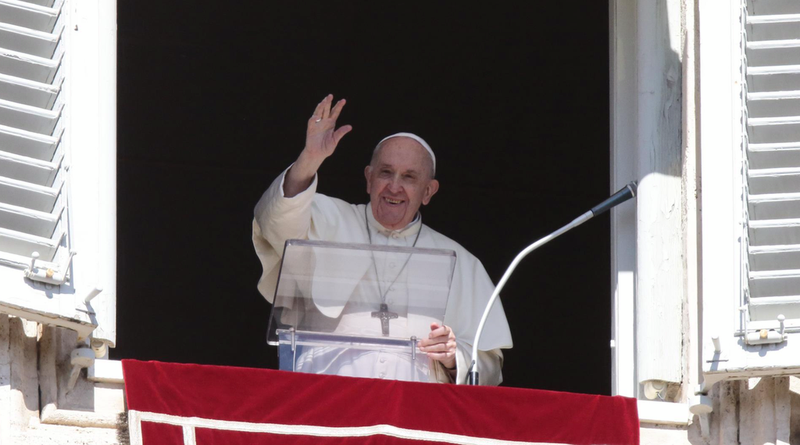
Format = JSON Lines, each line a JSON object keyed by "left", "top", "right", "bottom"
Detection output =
{"left": 466, "top": 182, "right": 638, "bottom": 385}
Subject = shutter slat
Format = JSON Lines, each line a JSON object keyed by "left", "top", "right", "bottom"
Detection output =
{"left": 0, "top": 175, "right": 59, "bottom": 211}
{"left": 0, "top": 0, "right": 59, "bottom": 33}
{"left": 0, "top": 225, "right": 59, "bottom": 259}
{"left": 748, "top": 97, "right": 800, "bottom": 118}
{"left": 750, "top": 271, "right": 800, "bottom": 301}
{"left": 748, "top": 48, "right": 800, "bottom": 68}
{"left": 750, "top": 244, "right": 800, "bottom": 270}
{"left": 17, "top": 0, "right": 57, "bottom": 8}
{"left": 0, "top": 22, "right": 59, "bottom": 59}
{"left": 748, "top": 65, "right": 800, "bottom": 75}
{"left": 747, "top": 125, "right": 800, "bottom": 145}
{"left": 748, "top": 13, "right": 800, "bottom": 25}
{"left": 0, "top": 201, "right": 59, "bottom": 237}
{"left": 748, "top": 72, "right": 800, "bottom": 94}
{"left": 748, "top": 296, "right": 800, "bottom": 321}
{"left": 749, "top": 191, "right": 800, "bottom": 201}
{"left": 0, "top": 123, "right": 58, "bottom": 159}
{"left": 0, "top": 46, "right": 59, "bottom": 83}
{"left": 748, "top": 221, "right": 800, "bottom": 248}
{"left": 748, "top": 146, "right": 800, "bottom": 169}
{"left": 751, "top": 268, "right": 800, "bottom": 278}
{"left": 0, "top": 97, "right": 59, "bottom": 134}
{"left": 749, "top": 193, "right": 800, "bottom": 219}
{"left": 748, "top": 0, "right": 800, "bottom": 17}
{"left": 749, "top": 90, "right": 800, "bottom": 100}
{"left": 0, "top": 148, "right": 59, "bottom": 185}
{"left": 748, "top": 21, "right": 800, "bottom": 42}
{"left": 747, "top": 39, "right": 800, "bottom": 49}
{"left": 748, "top": 115, "right": 800, "bottom": 126}
{"left": 749, "top": 166, "right": 800, "bottom": 177}
{"left": 750, "top": 141, "right": 800, "bottom": 149}
{"left": 749, "top": 217, "right": 800, "bottom": 228}
{"left": 0, "top": 72, "right": 59, "bottom": 109}
{"left": 747, "top": 168, "right": 800, "bottom": 194}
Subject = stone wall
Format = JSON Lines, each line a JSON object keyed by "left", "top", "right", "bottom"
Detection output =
{"left": 641, "top": 377, "right": 800, "bottom": 445}
{"left": 0, "top": 314, "right": 124, "bottom": 444}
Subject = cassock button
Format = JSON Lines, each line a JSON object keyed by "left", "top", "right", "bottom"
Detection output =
{"left": 379, "top": 372, "right": 386, "bottom": 378}
{"left": 380, "top": 357, "right": 386, "bottom": 363}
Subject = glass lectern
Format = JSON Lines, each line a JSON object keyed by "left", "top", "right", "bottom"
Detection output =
{"left": 268, "top": 239, "right": 456, "bottom": 382}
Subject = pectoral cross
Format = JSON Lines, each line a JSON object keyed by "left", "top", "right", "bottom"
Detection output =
{"left": 371, "top": 303, "right": 398, "bottom": 336}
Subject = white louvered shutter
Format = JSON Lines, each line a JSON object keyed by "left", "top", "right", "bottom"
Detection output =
{"left": 700, "top": 0, "right": 800, "bottom": 385}
{"left": 743, "top": 0, "right": 800, "bottom": 337}
{"left": 0, "top": 0, "right": 66, "bottom": 270}
{"left": 0, "top": 0, "right": 116, "bottom": 346}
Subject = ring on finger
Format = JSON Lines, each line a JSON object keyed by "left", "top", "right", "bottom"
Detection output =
{"left": 314, "top": 118, "right": 322, "bottom": 123}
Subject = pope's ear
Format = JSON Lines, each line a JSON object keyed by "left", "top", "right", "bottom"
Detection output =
{"left": 421, "top": 179, "right": 439, "bottom": 206}
{"left": 364, "top": 166, "right": 372, "bottom": 193}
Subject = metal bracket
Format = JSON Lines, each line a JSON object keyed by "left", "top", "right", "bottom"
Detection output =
{"left": 24, "top": 250, "right": 76, "bottom": 286}
{"left": 290, "top": 328, "right": 298, "bottom": 372}
{"left": 742, "top": 308, "right": 787, "bottom": 346}
{"left": 410, "top": 336, "right": 417, "bottom": 361}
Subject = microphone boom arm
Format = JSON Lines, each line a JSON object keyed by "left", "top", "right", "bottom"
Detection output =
{"left": 466, "top": 182, "right": 637, "bottom": 385}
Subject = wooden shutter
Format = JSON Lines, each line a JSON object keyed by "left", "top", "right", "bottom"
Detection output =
{"left": 0, "top": 0, "right": 116, "bottom": 345}
{"left": 744, "top": 0, "right": 800, "bottom": 333}
{"left": 0, "top": 0, "right": 67, "bottom": 269}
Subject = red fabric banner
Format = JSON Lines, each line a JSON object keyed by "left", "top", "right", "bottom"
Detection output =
{"left": 123, "top": 360, "right": 639, "bottom": 445}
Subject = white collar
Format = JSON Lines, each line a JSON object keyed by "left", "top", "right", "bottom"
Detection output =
{"left": 365, "top": 203, "right": 422, "bottom": 238}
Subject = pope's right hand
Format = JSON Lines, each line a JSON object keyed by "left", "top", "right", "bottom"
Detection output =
{"left": 302, "top": 94, "right": 352, "bottom": 163}
{"left": 284, "top": 95, "right": 353, "bottom": 197}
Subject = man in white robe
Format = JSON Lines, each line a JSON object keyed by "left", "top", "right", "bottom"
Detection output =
{"left": 252, "top": 94, "right": 513, "bottom": 385}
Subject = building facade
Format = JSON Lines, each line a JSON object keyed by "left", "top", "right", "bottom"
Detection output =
{"left": 2, "top": 0, "right": 800, "bottom": 443}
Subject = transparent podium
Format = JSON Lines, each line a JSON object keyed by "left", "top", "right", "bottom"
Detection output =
{"left": 268, "top": 239, "right": 456, "bottom": 382}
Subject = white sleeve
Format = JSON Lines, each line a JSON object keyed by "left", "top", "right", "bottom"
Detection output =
{"left": 254, "top": 166, "right": 318, "bottom": 254}
{"left": 429, "top": 344, "right": 504, "bottom": 385}
{"left": 252, "top": 165, "right": 318, "bottom": 301}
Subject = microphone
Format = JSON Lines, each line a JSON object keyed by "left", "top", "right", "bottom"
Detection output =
{"left": 591, "top": 182, "right": 637, "bottom": 217}
{"left": 466, "top": 181, "right": 637, "bottom": 385}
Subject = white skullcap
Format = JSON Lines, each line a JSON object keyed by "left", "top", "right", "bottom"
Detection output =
{"left": 376, "top": 132, "right": 436, "bottom": 175}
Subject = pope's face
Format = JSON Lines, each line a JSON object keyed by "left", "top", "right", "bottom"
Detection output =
{"left": 365, "top": 138, "right": 439, "bottom": 230}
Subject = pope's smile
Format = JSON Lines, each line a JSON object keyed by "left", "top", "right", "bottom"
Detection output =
{"left": 383, "top": 197, "right": 404, "bottom": 205}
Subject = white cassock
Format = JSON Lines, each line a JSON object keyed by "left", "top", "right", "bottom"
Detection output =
{"left": 252, "top": 167, "right": 513, "bottom": 385}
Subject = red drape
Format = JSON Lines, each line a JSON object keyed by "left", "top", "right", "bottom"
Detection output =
{"left": 123, "top": 360, "right": 639, "bottom": 445}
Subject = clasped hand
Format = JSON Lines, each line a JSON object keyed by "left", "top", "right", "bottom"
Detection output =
{"left": 418, "top": 322, "right": 457, "bottom": 370}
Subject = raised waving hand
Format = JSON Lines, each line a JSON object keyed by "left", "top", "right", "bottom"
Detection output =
{"left": 285, "top": 95, "right": 352, "bottom": 197}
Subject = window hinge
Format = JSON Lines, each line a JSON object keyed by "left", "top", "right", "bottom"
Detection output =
{"left": 741, "top": 307, "right": 788, "bottom": 346}
{"left": 24, "top": 250, "right": 76, "bottom": 286}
